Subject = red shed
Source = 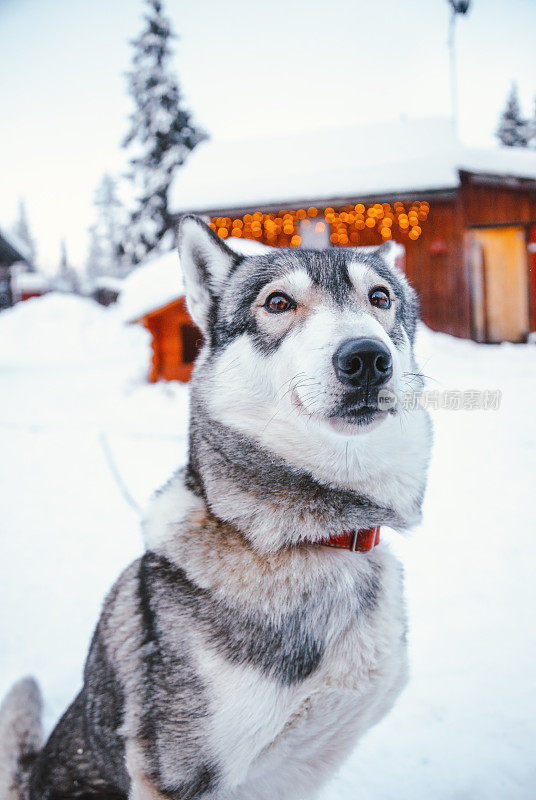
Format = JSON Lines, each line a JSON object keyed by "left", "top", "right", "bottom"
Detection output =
{"left": 121, "top": 239, "right": 270, "bottom": 383}
{"left": 14, "top": 271, "right": 51, "bottom": 302}
{"left": 135, "top": 297, "right": 202, "bottom": 383}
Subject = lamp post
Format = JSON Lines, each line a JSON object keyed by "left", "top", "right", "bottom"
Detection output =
{"left": 447, "top": 0, "right": 471, "bottom": 135}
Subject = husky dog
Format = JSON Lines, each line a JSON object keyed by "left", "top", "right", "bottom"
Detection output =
{"left": 0, "top": 217, "right": 431, "bottom": 800}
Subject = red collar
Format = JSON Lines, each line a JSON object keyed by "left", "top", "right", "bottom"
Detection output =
{"left": 319, "top": 526, "right": 380, "bottom": 553}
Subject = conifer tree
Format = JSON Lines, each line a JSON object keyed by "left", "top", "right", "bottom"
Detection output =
{"left": 86, "top": 174, "right": 130, "bottom": 282}
{"left": 122, "top": 0, "right": 207, "bottom": 263}
{"left": 59, "top": 240, "right": 69, "bottom": 279}
{"left": 95, "top": 174, "right": 125, "bottom": 276}
{"left": 86, "top": 224, "right": 106, "bottom": 282}
{"left": 57, "top": 240, "right": 79, "bottom": 293}
{"left": 528, "top": 96, "right": 536, "bottom": 148}
{"left": 12, "top": 200, "right": 36, "bottom": 270}
{"left": 496, "top": 84, "right": 529, "bottom": 147}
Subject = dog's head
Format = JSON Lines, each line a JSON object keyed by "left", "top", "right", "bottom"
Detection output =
{"left": 179, "top": 213, "right": 421, "bottom": 434}
{"left": 177, "top": 216, "right": 431, "bottom": 539}
{"left": 174, "top": 217, "right": 430, "bottom": 549}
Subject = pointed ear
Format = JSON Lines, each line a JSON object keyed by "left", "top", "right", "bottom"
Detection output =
{"left": 376, "top": 241, "right": 396, "bottom": 269}
{"left": 376, "top": 240, "right": 402, "bottom": 271}
{"left": 178, "top": 216, "right": 239, "bottom": 334}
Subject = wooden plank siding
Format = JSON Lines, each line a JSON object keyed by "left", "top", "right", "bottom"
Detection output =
{"left": 404, "top": 198, "right": 470, "bottom": 339}
{"left": 460, "top": 174, "right": 536, "bottom": 228}
{"left": 141, "top": 297, "right": 200, "bottom": 383}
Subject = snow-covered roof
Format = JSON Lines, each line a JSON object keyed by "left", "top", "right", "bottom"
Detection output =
{"left": 117, "top": 250, "right": 183, "bottom": 323}
{"left": 117, "top": 236, "right": 271, "bottom": 323}
{"left": 456, "top": 145, "right": 536, "bottom": 181}
{"left": 13, "top": 270, "right": 51, "bottom": 294}
{"left": 0, "top": 227, "right": 31, "bottom": 265}
{"left": 170, "top": 117, "right": 536, "bottom": 214}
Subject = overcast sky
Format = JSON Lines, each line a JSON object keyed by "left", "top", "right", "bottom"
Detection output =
{"left": 1, "top": 0, "right": 535, "bottom": 271}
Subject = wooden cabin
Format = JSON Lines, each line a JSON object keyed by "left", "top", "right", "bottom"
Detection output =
{"left": 0, "top": 226, "right": 31, "bottom": 311}
{"left": 170, "top": 118, "right": 536, "bottom": 343}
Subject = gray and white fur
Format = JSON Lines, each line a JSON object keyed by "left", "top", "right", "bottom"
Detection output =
{"left": 0, "top": 216, "right": 432, "bottom": 799}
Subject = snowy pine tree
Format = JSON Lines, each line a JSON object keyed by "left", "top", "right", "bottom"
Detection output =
{"left": 57, "top": 240, "right": 79, "bottom": 293}
{"left": 59, "top": 240, "right": 69, "bottom": 278}
{"left": 527, "top": 96, "right": 536, "bottom": 148}
{"left": 86, "top": 174, "right": 132, "bottom": 283}
{"left": 95, "top": 174, "right": 126, "bottom": 275}
{"left": 122, "top": 0, "right": 207, "bottom": 263}
{"left": 496, "top": 84, "right": 529, "bottom": 147}
{"left": 12, "top": 200, "right": 36, "bottom": 270}
{"left": 86, "top": 223, "right": 107, "bottom": 282}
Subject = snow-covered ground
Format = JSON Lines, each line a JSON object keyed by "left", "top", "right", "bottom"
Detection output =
{"left": 1, "top": 293, "right": 535, "bottom": 799}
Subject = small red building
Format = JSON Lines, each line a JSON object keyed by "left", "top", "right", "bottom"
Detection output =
{"left": 13, "top": 271, "right": 51, "bottom": 302}
{"left": 121, "top": 240, "right": 268, "bottom": 383}
{"left": 134, "top": 297, "right": 202, "bottom": 383}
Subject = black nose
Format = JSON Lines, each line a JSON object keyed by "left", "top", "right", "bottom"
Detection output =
{"left": 332, "top": 338, "right": 393, "bottom": 387}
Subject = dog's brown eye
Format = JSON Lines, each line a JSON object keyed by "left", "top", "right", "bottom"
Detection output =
{"left": 264, "top": 292, "right": 296, "bottom": 313}
{"left": 369, "top": 287, "right": 391, "bottom": 310}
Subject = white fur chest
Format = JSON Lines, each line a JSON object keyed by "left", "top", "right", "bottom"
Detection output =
{"left": 193, "top": 546, "right": 408, "bottom": 798}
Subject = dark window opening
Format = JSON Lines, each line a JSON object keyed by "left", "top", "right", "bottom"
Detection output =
{"left": 180, "top": 323, "right": 203, "bottom": 364}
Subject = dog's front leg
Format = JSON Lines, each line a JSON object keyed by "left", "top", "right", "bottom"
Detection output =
{"left": 128, "top": 773, "right": 170, "bottom": 800}
{"left": 126, "top": 739, "right": 225, "bottom": 800}
{"left": 126, "top": 740, "right": 172, "bottom": 800}
{"left": 128, "top": 774, "right": 226, "bottom": 800}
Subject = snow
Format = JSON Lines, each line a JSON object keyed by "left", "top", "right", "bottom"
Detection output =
{"left": 169, "top": 116, "right": 536, "bottom": 213}
{"left": 1, "top": 293, "right": 535, "bottom": 798}
{"left": 225, "top": 236, "right": 274, "bottom": 257}
{"left": 117, "top": 236, "right": 271, "bottom": 322}
{"left": 458, "top": 145, "right": 536, "bottom": 180}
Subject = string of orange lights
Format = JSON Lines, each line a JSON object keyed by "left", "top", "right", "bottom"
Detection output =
{"left": 209, "top": 201, "right": 429, "bottom": 247}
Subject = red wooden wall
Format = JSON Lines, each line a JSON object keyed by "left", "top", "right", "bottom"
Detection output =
{"left": 141, "top": 297, "right": 203, "bottom": 383}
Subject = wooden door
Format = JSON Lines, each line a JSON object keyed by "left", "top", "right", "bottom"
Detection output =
{"left": 470, "top": 227, "right": 529, "bottom": 343}
{"left": 466, "top": 234, "right": 486, "bottom": 342}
